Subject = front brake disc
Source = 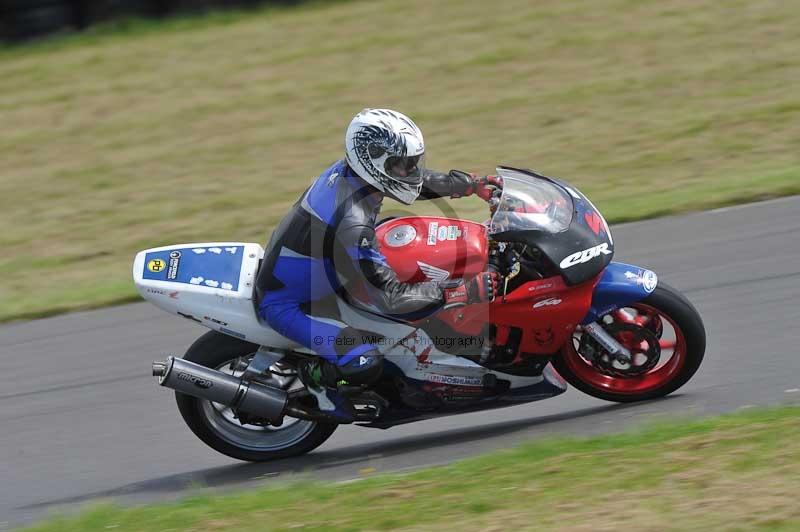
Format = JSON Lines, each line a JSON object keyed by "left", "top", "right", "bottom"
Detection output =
{"left": 586, "top": 323, "right": 661, "bottom": 377}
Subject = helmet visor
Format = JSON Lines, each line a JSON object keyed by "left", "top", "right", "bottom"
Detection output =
{"left": 384, "top": 153, "right": 425, "bottom": 185}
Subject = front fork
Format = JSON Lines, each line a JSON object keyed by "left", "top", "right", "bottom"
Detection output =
{"left": 579, "top": 262, "right": 661, "bottom": 364}
{"left": 581, "top": 322, "right": 632, "bottom": 364}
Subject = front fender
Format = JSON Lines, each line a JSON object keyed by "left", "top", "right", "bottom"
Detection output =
{"left": 581, "top": 262, "right": 658, "bottom": 324}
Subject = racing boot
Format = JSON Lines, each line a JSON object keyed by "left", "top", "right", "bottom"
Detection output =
{"left": 297, "top": 353, "right": 383, "bottom": 423}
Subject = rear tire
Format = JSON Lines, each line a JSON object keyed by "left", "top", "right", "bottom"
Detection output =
{"left": 176, "top": 331, "right": 337, "bottom": 462}
{"left": 553, "top": 282, "right": 706, "bottom": 403}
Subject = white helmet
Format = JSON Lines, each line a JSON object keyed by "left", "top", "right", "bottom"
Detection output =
{"left": 345, "top": 108, "right": 426, "bottom": 205}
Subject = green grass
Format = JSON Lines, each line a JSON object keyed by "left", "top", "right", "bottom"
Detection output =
{"left": 22, "top": 406, "right": 800, "bottom": 531}
{"left": 2, "top": 0, "right": 800, "bottom": 322}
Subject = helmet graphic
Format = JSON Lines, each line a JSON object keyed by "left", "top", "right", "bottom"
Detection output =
{"left": 345, "top": 108, "right": 426, "bottom": 205}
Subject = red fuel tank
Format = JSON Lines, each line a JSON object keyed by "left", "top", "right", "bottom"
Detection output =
{"left": 375, "top": 217, "right": 489, "bottom": 282}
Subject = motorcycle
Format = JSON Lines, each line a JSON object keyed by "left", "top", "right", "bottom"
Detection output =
{"left": 137, "top": 166, "right": 706, "bottom": 462}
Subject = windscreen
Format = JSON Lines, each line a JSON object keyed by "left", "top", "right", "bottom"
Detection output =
{"left": 488, "top": 168, "right": 574, "bottom": 235}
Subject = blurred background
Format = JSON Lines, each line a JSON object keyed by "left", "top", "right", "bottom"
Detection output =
{"left": 2, "top": 2, "right": 800, "bottom": 529}
{"left": 1, "top": 0, "right": 298, "bottom": 41}
{"left": 1, "top": 0, "right": 798, "bottom": 321}
{"left": 0, "top": 0, "right": 800, "bottom": 312}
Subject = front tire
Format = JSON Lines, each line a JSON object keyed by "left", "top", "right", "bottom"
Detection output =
{"left": 176, "top": 331, "right": 337, "bottom": 462}
{"left": 553, "top": 282, "right": 706, "bottom": 403}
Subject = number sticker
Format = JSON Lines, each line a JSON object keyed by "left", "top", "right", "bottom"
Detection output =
{"left": 147, "top": 259, "right": 166, "bottom": 273}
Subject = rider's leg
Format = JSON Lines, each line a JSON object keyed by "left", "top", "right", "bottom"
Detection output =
{"left": 296, "top": 346, "right": 383, "bottom": 422}
{"left": 259, "top": 300, "right": 382, "bottom": 421}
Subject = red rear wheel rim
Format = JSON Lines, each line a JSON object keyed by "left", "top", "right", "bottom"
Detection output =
{"left": 561, "top": 303, "right": 687, "bottom": 395}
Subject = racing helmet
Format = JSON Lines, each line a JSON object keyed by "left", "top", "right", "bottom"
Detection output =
{"left": 345, "top": 108, "right": 426, "bottom": 205}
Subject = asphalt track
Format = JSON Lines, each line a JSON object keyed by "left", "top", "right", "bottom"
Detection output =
{"left": 2, "top": 196, "right": 800, "bottom": 527}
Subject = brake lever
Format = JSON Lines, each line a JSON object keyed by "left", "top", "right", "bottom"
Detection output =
{"left": 488, "top": 196, "right": 500, "bottom": 215}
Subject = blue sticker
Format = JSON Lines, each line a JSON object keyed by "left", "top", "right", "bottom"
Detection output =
{"left": 142, "top": 246, "right": 243, "bottom": 291}
{"left": 220, "top": 327, "right": 247, "bottom": 340}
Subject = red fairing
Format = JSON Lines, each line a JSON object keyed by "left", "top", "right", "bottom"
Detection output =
{"left": 376, "top": 217, "right": 489, "bottom": 283}
{"left": 437, "top": 275, "right": 601, "bottom": 355}
{"left": 493, "top": 276, "right": 600, "bottom": 354}
{"left": 377, "top": 215, "right": 600, "bottom": 359}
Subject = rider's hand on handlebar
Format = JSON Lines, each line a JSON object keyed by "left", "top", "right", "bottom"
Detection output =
{"left": 447, "top": 170, "right": 502, "bottom": 201}
{"left": 475, "top": 175, "right": 503, "bottom": 202}
{"left": 447, "top": 169, "right": 478, "bottom": 198}
{"left": 442, "top": 271, "right": 499, "bottom": 309}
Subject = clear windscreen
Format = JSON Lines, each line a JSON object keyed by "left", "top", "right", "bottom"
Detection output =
{"left": 488, "top": 168, "right": 574, "bottom": 235}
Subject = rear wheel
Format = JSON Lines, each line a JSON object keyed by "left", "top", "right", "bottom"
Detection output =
{"left": 176, "top": 331, "right": 337, "bottom": 462}
{"left": 553, "top": 282, "right": 705, "bottom": 403}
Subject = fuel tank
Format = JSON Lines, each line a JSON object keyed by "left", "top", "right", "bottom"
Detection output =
{"left": 375, "top": 217, "right": 488, "bottom": 282}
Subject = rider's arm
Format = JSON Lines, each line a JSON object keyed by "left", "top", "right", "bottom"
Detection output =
{"left": 335, "top": 222, "right": 499, "bottom": 319}
{"left": 335, "top": 222, "right": 445, "bottom": 320}
{"left": 417, "top": 169, "right": 476, "bottom": 200}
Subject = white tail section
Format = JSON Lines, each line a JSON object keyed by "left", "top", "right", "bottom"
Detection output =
{"left": 132, "top": 242, "right": 309, "bottom": 351}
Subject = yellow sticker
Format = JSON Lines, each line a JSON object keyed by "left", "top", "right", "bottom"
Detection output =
{"left": 147, "top": 258, "right": 166, "bottom": 273}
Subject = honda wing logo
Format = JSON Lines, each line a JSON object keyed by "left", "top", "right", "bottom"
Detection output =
{"left": 559, "top": 243, "right": 612, "bottom": 269}
{"left": 417, "top": 261, "right": 450, "bottom": 282}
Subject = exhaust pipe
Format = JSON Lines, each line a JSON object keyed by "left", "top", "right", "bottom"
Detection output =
{"left": 152, "top": 356, "right": 287, "bottom": 423}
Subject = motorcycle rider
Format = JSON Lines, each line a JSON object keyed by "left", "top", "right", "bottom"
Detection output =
{"left": 256, "top": 108, "right": 499, "bottom": 422}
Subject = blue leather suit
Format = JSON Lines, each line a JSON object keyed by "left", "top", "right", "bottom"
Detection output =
{"left": 255, "top": 160, "right": 472, "bottom": 384}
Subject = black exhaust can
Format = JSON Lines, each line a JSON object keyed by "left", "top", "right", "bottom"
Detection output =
{"left": 152, "top": 356, "right": 287, "bottom": 422}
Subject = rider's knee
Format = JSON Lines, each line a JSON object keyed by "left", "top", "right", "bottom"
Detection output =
{"left": 338, "top": 350, "right": 383, "bottom": 386}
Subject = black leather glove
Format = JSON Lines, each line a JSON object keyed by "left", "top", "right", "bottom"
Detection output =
{"left": 447, "top": 169, "right": 478, "bottom": 198}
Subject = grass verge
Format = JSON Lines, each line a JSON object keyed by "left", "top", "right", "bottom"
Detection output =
{"left": 2, "top": 0, "right": 800, "bottom": 322}
{"left": 22, "top": 406, "right": 800, "bottom": 531}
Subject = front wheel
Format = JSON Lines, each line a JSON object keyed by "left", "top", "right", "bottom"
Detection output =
{"left": 175, "top": 331, "right": 337, "bottom": 462}
{"left": 553, "top": 282, "right": 706, "bottom": 403}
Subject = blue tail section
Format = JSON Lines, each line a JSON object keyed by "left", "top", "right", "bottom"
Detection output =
{"left": 141, "top": 245, "right": 244, "bottom": 291}
{"left": 581, "top": 262, "right": 659, "bottom": 324}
